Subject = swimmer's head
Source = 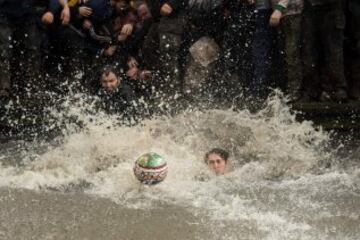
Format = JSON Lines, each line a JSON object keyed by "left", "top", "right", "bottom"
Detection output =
{"left": 204, "top": 148, "right": 229, "bottom": 175}
{"left": 99, "top": 65, "right": 121, "bottom": 92}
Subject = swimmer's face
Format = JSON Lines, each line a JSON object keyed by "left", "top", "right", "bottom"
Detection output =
{"left": 207, "top": 153, "right": 228, "bottom": 175}
{"left": 100, "top": 71, "right": 120, "bottom": 92}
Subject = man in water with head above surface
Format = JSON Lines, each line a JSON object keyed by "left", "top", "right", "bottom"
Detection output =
{"left": 204, "top": 148, "right": 230, "bottom": 175}
{"left": 95, "top": 65, "right": 138, "bottom": 121}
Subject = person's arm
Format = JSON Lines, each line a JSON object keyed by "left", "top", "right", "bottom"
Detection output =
{"left": 269, "top": 0, "right": 288, "bottom": 27}
{"left": 42, "top": 0, "right": 60, "bottom": 24}
{"left": 121, "top": 11, "right": 138, "bottom": 35}
{"left": 43, "top": 0, "right": 70, "bottom": 24}
{"left": 161, "top": 0, "right": 189, "bottom": 16}
{"left": 58, "top": 0, "right": 67, "bottom": 7}
{"left": 59, "top": 0, "right": 70, "bottom": 24}
{"left": 66, "top": 1, "right": 91, "bottom": 19}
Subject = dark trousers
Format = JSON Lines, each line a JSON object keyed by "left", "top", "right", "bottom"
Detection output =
{"left": 48, "top": 25, "right": 88, "bottom": 93}
{"left": 276, "top": 14, "right": 303, "bottom": 96}
{"left": 251, "top": 9, "right": 276, "bottom": 98}
{"left": 157, "top": 15, "right": 186, "bottom": 95}
{"left": 302, "top": 5, "right": 347, "bottom": 98}
{"left": 209, "top": 3, "right": 255, "bottom": 101}
{"left": 0, "top": 16, "right": 41, "bottom": 95}
{"left": 345, "top": 3, "right": 360, "bottom": 99}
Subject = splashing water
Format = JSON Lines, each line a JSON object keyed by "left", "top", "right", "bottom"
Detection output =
{"left": 0, "top": 93, "right": 359, "bottom": 239}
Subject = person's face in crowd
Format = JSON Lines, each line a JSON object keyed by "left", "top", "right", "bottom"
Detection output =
{"left": 137, "top": 4, "right": 151, "bottom": 23}
{"left": 100, "top": 71, "right": 120, "bottom": 92}
{"left": 206, "top": 153, "right": 228, "bottom": 175}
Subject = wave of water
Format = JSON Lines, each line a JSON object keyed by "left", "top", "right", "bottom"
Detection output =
{"left": 1, "top": 93, "right": 359, "bottom": 239}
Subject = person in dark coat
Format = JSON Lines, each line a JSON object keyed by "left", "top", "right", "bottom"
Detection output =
{"left": 208, "top": 0, "right": 256, "bottom": 102}
{"left": 344, "top": 0, "right": 360, "bottom": 100}
{"left": 0, "top": 0, "right": 46, "bottom": 98}
{"left": 96, "top": 65, "right": 138, "bottom": 120}
{"left": 301, "top": 0, "right": 348, "bottom": 102}
{"left": 145, "top": 0, "right": 189, "bottom": 97}
{"left": 43, "top": 0, "right": 113, "bottom": 92}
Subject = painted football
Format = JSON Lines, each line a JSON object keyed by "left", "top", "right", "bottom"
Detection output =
{"left": 133, "top": 152, "right": 168, "bottom": 184}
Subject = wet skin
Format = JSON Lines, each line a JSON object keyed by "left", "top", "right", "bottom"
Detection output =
{"left": 207, "top": 153, "right": 228, "bottom": 175}
{"left": 100, "top": 72, "right": 120, "bottom": 92}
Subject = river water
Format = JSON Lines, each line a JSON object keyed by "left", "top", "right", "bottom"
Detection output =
{"left": 0, "top": 93, "right": 359, "bottom": 240}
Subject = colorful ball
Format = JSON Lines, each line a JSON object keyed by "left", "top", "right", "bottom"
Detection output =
{"left": 133, "top": 152, "right": 168, "bottom": 184}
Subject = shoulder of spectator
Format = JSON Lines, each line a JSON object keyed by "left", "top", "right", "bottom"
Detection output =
{"left": 121, "top": 84, "right": 137, "bottom": 102}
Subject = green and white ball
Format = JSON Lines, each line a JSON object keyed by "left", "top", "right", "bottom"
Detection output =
{"left": 133, "top": 152, "right": 168, "bottom": 184}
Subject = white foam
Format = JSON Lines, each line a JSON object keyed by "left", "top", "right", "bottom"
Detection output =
{"left": 1, "top": 93, "right": 359, "bottom": 239}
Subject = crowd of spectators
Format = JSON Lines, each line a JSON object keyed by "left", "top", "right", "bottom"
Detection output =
{"left": 0, "top": 0, "right": 359, "bottom": 115}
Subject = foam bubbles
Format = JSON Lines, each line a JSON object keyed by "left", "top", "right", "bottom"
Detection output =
{"left": 1, "top": 93, "right": 359, "bottom": 239}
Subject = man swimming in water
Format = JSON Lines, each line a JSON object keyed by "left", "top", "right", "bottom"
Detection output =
{"left": 204, "top": 148, "right": 230, "bottom": 175}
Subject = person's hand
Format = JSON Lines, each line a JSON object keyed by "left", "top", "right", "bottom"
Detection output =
{"left": 61, "top": 6, "right": 70, "bottom": 25}
{"left": 269, "top": 9, "right": 282, "bottom": 27}
{"left": 82, "top": 19, "right": 92, "bottom": 29}
{"left": 41, "top": 11, "right": 54, "bottom": 24}
{"left": 79, "top": 6, "right": 93, "bottom": 17}
{"left": 121, "top": 23, "right": 133, "bottom": 35}
{"left": 160, "top": 3, "right": 173, "bottom": 16}
{"left": 127, "top": 57, "right": 138, "bottom": 68}
{"left": 118, "top": 33, "right": 128, "bottom": 42}
{"left": 139, "top": 70, "right": 151, "bottom": 80}
{"left": 103, "top": 46, "right": 117, "bottom": 57}
{"left": 247, "top": 0, "right": 255, "bottom": 5}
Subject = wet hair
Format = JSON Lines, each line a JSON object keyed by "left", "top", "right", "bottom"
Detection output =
{"left": 204, "top": 148, "right": 229, "bottom": 164}
{"left": 99, "top": 65, "right": 126, "bottom": 85}
{"left": 100, "top": 65, "right": 118, "bottom": 78}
